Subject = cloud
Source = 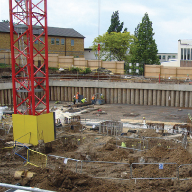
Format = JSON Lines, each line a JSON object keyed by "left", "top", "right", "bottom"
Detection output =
{"left": 158, "top": 18, "right": 192, "bottom": 36}
{"left": 102, "top": 1, "right": 159, "bottom": 17}
{"left": 2, "top": 0, "right": 192, "bottom": 52}
{"left": 47, "top": 0, "right": 98, "bottom": 28}
{"left": 0, "top": 1, "right": 9, "bottom": 21}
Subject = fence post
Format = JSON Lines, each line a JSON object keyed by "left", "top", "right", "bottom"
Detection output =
{"left": 81, "top": 161, "right": 83, "bottom": 173}
{"left": 176, "top": 67, "right": 177, "bottom": 80}
{"left": 130, "top": 164, "right": 132, "bottom": 179}
{"left": 76, "top": 161, "right": 78, "bottom": 173}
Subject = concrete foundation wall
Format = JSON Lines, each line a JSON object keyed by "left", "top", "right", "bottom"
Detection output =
{"left": 1, "top": 80, "right": 192, "bottom": 108}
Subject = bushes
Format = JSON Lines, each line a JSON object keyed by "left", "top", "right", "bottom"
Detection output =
{"left": 69, "top": 67, "right": 92, "bottom": 74}
{"left": 48, "top": 66, "right": 92, "bottom": 74}
{"left": 0, "top": 63, "right": 10, "bottom": 68}
{"left": 48, "top": 67, "right": 58, "bottom": 71}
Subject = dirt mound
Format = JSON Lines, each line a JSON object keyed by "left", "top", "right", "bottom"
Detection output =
{"left": 143, "top": 145, "right": 192, "bottom": 165}
{"left": 0, "top": 67, "right": 12, "bottom": 78}
{"left": 138, "top": 129, "right": 162, "bottom": 137}
{"left": 102, "top": 143, "right": 116, "bottom": 151}
{"left": 164, "top": 146, "right": 192, "bottom": 165}
{"left": 143, "top": 146, "right": 170, "bottom": 160}
{"left": 16, "top": 166, "right": 123, "bottom": 192}
{"left": 98, "top": 140, "right": 130, "bottom": 162}
{"left": 132, "top": 163, "right": 177, "bottom": 179}
{"left": 51, "top": 136, "right": 79, "bottom": 153}
{"left": 64, "top": 122, "right": 84, "bottom": 133}
{"left": 97, "top": 147, "right": 130, "bottom": 162}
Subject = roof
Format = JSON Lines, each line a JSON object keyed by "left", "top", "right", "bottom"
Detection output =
{"left": 84, "top": 48, "right": 92, "bottom": 50}
{"left": 0, "top": 22, "right": 85, "bottom": 38}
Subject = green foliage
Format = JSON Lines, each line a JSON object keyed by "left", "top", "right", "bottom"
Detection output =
{"left": 107, "top": 11, "right": 124, "bottom": 33}
{"left": 69, "top": 66, "right": 80, "bottom": 73}
{"left": 2, "top": 20, "right": 9, "bottom": 23}
{"left": 48, "top": 67, "right": 58, "bottom": 71}
{"left": 69, "top": 67, "right": 92, "bottom": 74}
{"left": 130, "top": 13, "right": 160, "bottom": 66}
{"left": 0, "top": 63, "right": 10, "bottom": 68}
{"left": 83, "top": 67, "right": 92, "bottom": 74}
{"left": 92, "top": 32, "right": 135, "bottom": 61}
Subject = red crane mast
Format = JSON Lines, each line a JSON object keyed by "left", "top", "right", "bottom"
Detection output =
{"left": 9, "top": 0, "right": 49, "bottom": 116}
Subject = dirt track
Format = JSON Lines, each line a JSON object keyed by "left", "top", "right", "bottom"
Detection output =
{"left": 1, "top": 103, "right": 192, "bottom": 191}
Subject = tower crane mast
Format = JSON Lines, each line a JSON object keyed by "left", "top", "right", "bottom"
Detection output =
{"left": 9, "top": 0, "right": 49, "bottom": 116}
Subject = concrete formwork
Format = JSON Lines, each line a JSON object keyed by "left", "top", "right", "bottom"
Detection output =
{"left": 99, "top": 121, "right": 123, "bottom": 136}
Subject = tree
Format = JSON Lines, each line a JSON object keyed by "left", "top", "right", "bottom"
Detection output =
{"left": 134, "top": 23, "right": 140, "bottom": 38}
{"left": 92, "top": 32, "right": 135, "bottom": 61}
{"left": 130, "top": 13, "right": 160, "bottom": 70}
{"left": 107, "top": 11, "right": 127, "bottom": 33}
{"left": 2, "top": 20, "right": 9, "bottom": 23}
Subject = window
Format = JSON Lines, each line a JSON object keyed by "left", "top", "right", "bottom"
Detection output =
{"left": 129, "top": 63, "right": 132, "bottom": 66}
{"left": 40, "top": 37, "right": 44, "bottom": 44}
{"left": 34, "top": 38, "right": 38, "bottom": 44}
{"left": 159, "top": 55, "right": 161, "bottom": 59}
{"left": 163, "top": 55, "right": 165, "bottom": 60}
{"left": 56, "top": 38, "right": 59, "bottom": 45}
{"left": 181, "top": 48, "right": 183, "bottom": 60}
{"left": 184, "top": 48, "right": 186, "bottom": 60}
{"left": 136, "top": 63, "right": 139, "bottom": 67}
{"left": 71, "top": 39, "right": 74, "bottom": 46}
{"left": 187, "top": 48, "right": 190, "bottom": 60}
{"left": 51, "top": 38, "right": 55, "bottom": 45}
{"left": 168, "top": 55, "right": 171, "bottom": 60}
{"left": 172, "top": 55, "right": 175, "bottom": 59}
{"left": 136, "top": 69, "right": 139, "bottom": 73}
{"left": 191, "top": 49, "right": 192, "bottom": 60}
{"left": 61, "top": 39, "right": 65, "bottom": 45}
{"left": 129, "top": 69, "right": 132, "bottom": 73}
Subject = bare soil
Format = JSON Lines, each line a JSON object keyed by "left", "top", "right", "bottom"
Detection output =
{"left": 1, "top": 103, "right": 192, "bottom": 191}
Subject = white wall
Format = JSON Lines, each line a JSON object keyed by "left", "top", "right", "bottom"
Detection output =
{"left": 161, "top": 59, "right": 180, "bottom": 67}
{"left": 178, "top": 39, "right": 192, "bottom": 62}
{"left": 84, "top": 49, "right": 97, "bottom": 60}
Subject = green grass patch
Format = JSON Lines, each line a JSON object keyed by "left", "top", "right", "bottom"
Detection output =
{"left": 48, "top": 67, "right": 58, "bottom": 71}
{"left": 0, "top": 63, "right": 10, "bottom": 68}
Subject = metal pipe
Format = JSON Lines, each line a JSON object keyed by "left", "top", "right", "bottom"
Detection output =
{"left": 0, "top": 183, "right": 55, "bottom": 192}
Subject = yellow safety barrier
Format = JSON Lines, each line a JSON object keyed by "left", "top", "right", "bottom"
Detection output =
{"left": 27, "top": 148, "right": 47, "bottom": 168}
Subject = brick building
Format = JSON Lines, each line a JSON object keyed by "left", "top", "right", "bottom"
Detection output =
{"left": 0, "top": 22, "right": 85, "bottom": 58}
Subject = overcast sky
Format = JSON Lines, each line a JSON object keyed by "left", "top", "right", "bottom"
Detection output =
{"left": 1, "top": 0, "right": 192, "bottom": 53}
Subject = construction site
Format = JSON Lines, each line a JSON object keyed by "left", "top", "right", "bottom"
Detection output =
{"left": 2, "top": 0, "right": 192, "bottom": 192}
{"left": 1, "top": 101, "right": 192, "bottom": 191}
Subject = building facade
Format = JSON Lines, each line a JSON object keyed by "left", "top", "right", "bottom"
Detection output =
{"left": 178, "top": 39, "right": 192, "bottom": 67}
{"left": 0, "top": 22, "right": 85, "bottom": 58}
{"left": 157, "top": 53, "right": 177, "bottom": 63}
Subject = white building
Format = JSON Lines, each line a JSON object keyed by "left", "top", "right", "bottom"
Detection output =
{"left": 84, "top": 48, "right": 96, "bottom": 60}
{"left": 157, "top": 53, "right": 177, "bottom": 63}
{"left": 84, "top": 48, "right": 105, "bottom": 60}
{"left": 178, "top": 39, "right": 192, "bottom": 67}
